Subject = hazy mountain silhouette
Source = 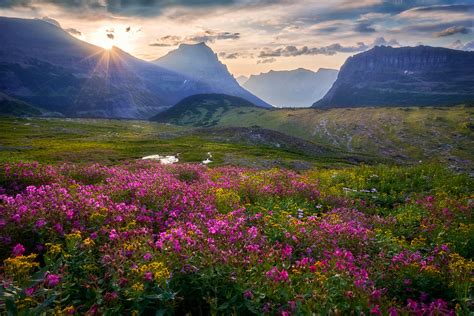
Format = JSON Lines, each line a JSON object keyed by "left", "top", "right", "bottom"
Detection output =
{"left": 243, "top": 68, "right": 338, "bottom": 108}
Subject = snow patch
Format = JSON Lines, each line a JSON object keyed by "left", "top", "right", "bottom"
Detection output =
{"left": 202, "top": 152, "right": 213, "bottom": 165}
{"left": 142, "top": 155, "right": 179, "bottom": 164}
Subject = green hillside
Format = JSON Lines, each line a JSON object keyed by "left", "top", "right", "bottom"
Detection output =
{"left": 153, "top": 104, "right": 474, "bottom": 170}
{"left": 0, "top": 117, "right": 375, "bottom": 169}
{"left": 152, "top": 94, "right": 258, "bottom": 127}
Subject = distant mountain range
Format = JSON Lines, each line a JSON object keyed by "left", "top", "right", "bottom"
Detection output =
{"left": 1, "top": 16, "right": 472, "bottom": 118}
{"left": 242, "top": 68, "right": 338, "bottom": 108}
{"left": 0, "top": 17, "right": 270, "bottom": 119}
{"left": 314, "top": 46, "right": 474, "bottom": 108}
{"left": 153, "top": 43, "right": 271, "bottom": 108}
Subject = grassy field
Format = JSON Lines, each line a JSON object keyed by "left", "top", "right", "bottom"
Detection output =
{"left": 0, "top": 109, "right": 473, "bottom": 315}
{"left": 0, "top": 117, "right": 374, "bottom": 169}
{"left": 158, "top": 105, "right": 474, "bottom": 171}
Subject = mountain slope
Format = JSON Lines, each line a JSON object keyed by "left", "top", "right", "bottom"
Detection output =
{"left": 243, "top": 68, "right": 338, "bottom": 108}
{"left": 152, "top": 104, "right": 473, "bottom": 170}
{"left": 151, "top": 94, "right": 260, "bottom": 126}
{"left": 0, "top": 17, "right": 212, "bottom": 119}
{"left": 0, "top": 92, "right": 44, "bottom": 116}
{"left": 153, "top": 43, "right": 272, "bottom": 108}
{"left": 314, "top": 46, "right": 474, "bottom": 108}
{"left": 236, "top": 75, "right": 248, "bottom": 85}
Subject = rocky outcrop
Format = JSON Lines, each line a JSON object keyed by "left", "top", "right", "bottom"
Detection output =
{"left": 314, "top": 46, "right": 474, "bottom": 108}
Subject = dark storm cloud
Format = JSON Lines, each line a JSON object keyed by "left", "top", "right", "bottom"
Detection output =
{"left": 258, "top": 37, "right": 400, "bottom": 58}
{"left": 434, "top": 26, "right": 470, "bottom": 37}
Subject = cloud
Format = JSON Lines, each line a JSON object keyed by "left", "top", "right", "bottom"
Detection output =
{"left": 401, "top": 4, "right": 474, "bottom": 14}
{"left": 149, "top": 35, "right": 182, "bottom": 47}
{"left": 149, "top": 30, "right": 240, "bottom": 47}
{"left": 257, "top": 57, "right": 276, "bottom": 64}
{"left": 400, "top": 20, "right": 473, "bottom": 35}
{"left": 355, "top": 21, "right": 376, "bottom": 33}
{"left": 65, "top": 28, "right": 82, "bottom": 36}
{"left": 434, "top": 26, "right": 470, "bottom": 37}
{"left": 0, "top": 0, "right": 247, "bottom": 17}
{"left": 186, "top": 30, "right": 240, "bottom": 43}
{"left": 219, "top": 52, "right": 240, "bottom": 59}
{"left": 258, "top": 37, "right": 399, "bottom": 58}
{"left": 41, "top": 16, "right": 60, "bottom": 27}
{"left": 450, "top": 40, "right": 474, "bottom": 51}
{"left": 373, "top": 37, "right": 400, "bottom": 46}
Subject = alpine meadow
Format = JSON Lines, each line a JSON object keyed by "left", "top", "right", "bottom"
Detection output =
{"left": 0, "top": 1, "right": 473, "bottom": 315}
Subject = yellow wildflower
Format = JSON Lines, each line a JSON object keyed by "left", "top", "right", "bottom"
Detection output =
{"left": 83, "top": 238, "right": 95, "bottom": 247}
{"left": 46, "top": 243, "right": 62, "bottom": 256}
{"left": 131, "top": 283, "right": 144, "bottom": 293}
{"left": 139, "top": 261, "right": 170, "bottom": 283}
{"left": 65, "top": 231, "right": 82, "bottom": 241}
{"left": 4, "top": 254, "right": 39, "bottom": 282}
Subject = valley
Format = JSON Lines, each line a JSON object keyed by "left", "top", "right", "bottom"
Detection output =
{"left": 0, "top": 10, "right": 473, "bottom": 315}
{"left": 1, "top": 105, "right": 472, "bottom": 171}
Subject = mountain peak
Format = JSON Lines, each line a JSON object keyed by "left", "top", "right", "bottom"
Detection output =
{"left": 314, "top": 45, "right": 474, "bottom": 108}
{"left": 153, "top": 40, "right": 272, "bottom": 108}
{"left": 175, "top": 42, "right": 215, "bottom": 56}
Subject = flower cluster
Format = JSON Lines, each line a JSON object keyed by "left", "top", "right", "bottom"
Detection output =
{"left": 0, "top": 161, "right": 472, "bottom": 314}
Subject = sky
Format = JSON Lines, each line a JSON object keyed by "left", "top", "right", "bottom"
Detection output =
{"left": 0, "top": 0, "right": 473, "bottom": 76}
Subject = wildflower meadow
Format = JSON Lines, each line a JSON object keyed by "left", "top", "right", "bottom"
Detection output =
{"left": 0, "top": 162, "right": 472, "bottom": 315}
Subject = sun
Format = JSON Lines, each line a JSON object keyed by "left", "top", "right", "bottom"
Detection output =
{"left": 102, "top": 40, "right": 114, "bottom": 50}
{"left": 87, "top": 26, "right": 136, "bottom": 53}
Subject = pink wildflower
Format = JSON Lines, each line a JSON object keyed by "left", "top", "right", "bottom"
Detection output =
{"left": 44, "top": 273, "right": 61, "bottom": 287}
{"left": 12, "top": 243, "right": 25, "bottom": 256}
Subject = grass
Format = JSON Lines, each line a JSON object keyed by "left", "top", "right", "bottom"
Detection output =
{"left": 0, "top": 117, "right": 367, "bottom": 169}
{"left": 1, "top": 105, "right": 472, "bottom": 170}
{"left": 156, "top": 105, "right": 474, "bottom": 170}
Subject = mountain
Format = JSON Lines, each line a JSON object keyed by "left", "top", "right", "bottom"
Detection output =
{"left": 151, "top": 93, "right": 260, "bottom": 126}
{"left": 242, "top": 68, "right": 338, "bottom": 108}
{"left": 236, "top": 75, "right": 248, "bottom": 85}
{"left": 314, "top": 46, "right": 474, "bottom": 108}
{"left": 0, "top": 17, "right": 216, "bottom": 119}
{"left": 0, "top": 92, "right": 44, "bottom": 116}
{"left": 153, "top": 43, "right": 272, "bottom": 108}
